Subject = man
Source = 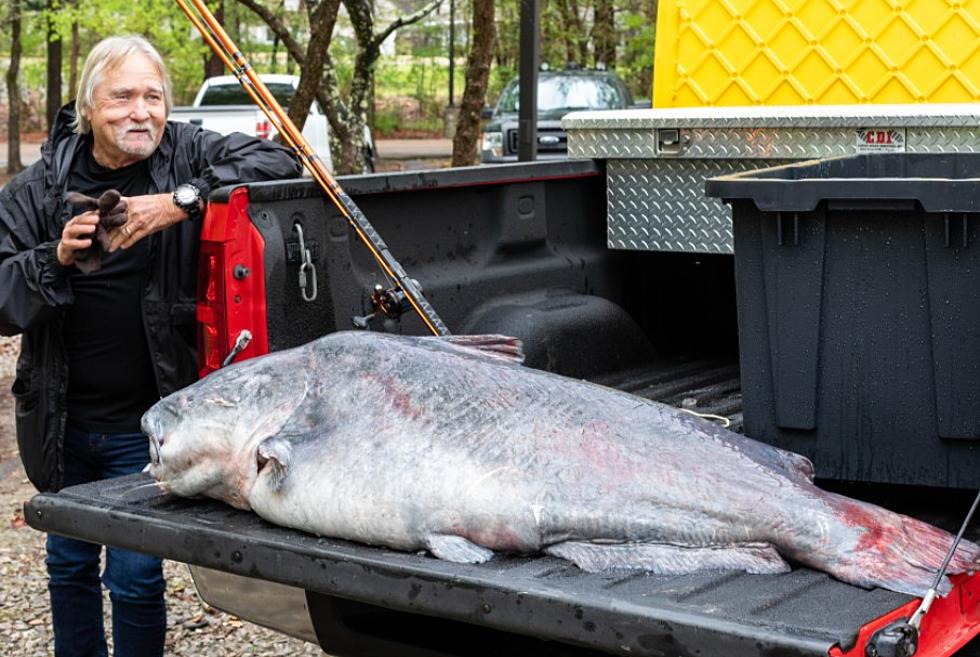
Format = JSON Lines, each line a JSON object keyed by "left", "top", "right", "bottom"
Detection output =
{"left": 0, "top": 36, "right": 301, "bottom": 657}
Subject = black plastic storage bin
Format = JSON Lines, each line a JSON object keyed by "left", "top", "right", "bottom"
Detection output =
{"left": 706, "top": 154, "right": 980, "bottom": 488}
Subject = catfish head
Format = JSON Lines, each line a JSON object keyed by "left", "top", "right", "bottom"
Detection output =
{"left": 141, "top": 348, "right": 309, "bottom": 509}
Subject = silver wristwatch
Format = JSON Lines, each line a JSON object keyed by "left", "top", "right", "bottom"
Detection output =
{"left": 173, "top": 183, "right": 205, "bottom": 220}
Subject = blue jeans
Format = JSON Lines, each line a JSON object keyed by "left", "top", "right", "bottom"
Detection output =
{"left": 45, "top": 426, "right": 166, "bottom": 657}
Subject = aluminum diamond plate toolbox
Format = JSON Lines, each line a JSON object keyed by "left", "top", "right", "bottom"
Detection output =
{"left": 563, "top": 104, "right": 980, "bottom": 253}
{"left": 608, "top": 159, "right": 786, "bottom": 253}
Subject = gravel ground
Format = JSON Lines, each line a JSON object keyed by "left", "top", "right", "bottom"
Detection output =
{"left": 0, "top": 335, "right": 324, "bottom": 656}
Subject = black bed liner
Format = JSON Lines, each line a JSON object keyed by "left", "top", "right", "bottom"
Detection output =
{"left": 29, "top": 356, "right": 970, "bottom": 657}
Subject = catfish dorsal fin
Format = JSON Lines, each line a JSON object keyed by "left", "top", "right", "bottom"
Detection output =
{"left": 425, "top": 334, "right": 525, "bottom": 365}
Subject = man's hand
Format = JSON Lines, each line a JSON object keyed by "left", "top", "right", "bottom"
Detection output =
{"left": 107, "top": 193, "right": 186, "bottom": 252}
{"left": 57, "top": 212, "right": 100, "bottom": 266}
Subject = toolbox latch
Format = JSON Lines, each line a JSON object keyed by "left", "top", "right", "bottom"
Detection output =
{"left": 657, "top": 128, "right": 687, "bottom": 155}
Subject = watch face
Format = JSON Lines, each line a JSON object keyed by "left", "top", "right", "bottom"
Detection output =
{"left": 175, "top": 185, "right": 198, "bottom": 206}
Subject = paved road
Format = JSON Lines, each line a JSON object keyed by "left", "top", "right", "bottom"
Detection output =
{"left": 0, "top": 141, "right": 42, "bottom": 169}
{"left": 0, "top": 139, "right": 451, "bottom": 169}
{"left": 375, "top": 138, "right": 452, "bottom": 159}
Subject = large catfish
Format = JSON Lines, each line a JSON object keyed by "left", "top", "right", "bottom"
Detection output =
{"left": 143, "top": 332, "right": 979, "bottom": 596}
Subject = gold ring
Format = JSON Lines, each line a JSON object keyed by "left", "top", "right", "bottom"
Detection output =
{"left": 121, "top": 225, "right": 132, "bottom": 237}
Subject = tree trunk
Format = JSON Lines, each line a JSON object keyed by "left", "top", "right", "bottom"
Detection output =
{"left": 337, "top": 0, "right": 377, "bottom": 174}
{"left": 556, "top": 0, "right": 588, "bottom": 65}
{"left": 337, "top": 0, "right": 444, "bottom": 173}
{"left": 287, "top": 10, "right": 301, "bottom": 75}
{"left": 6, "top": 0, "right": 24, "bottom": 175}
{"left": 287, "top": 0, "right": 340, "bottom": 133}
{"left": 318, "top": 55, "right": 350, "bottom": 170}
{"left": 236, "top": 0, "right": 343, "bottom": 145}
{"left": 46, "top": 0, "right": 63, "bottom": 135}
{"left": 451, "top": 0, "right": 494, "bottom": 167}
{"left": 556, "top": 0, "right": 577, "bottom": 63}
{"left": 573, "top": 0, "right": 589, "bottom": 65}
{"left": 593, "top": 0, "right": 615, "bottom": 68}
{"left": 69, "top": 8, "right": 80, "bottom": 98}
{"left": 205, "top": 1, "right": 227, "bottom": 79}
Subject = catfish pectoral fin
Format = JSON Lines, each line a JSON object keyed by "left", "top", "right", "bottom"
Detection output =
{"left": 425, "top": 534, "right": 496, "bottom": 564}
{"left": 544, "top": 541, "right": 792, "bottom": 576}
{"left": 256, "top": 437, "right": 292, "bottom": 492}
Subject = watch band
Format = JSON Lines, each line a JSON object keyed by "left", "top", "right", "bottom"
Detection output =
{"left": 187, "top": 177, "right": 212, "bottom": 201}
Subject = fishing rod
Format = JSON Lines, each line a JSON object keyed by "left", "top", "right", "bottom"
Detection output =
{"left": 174, "top": 0, "right": 450, "bottom": 337}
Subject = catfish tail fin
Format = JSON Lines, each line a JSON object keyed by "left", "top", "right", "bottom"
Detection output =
{"left": 789, "top": 493, "right": 980, "bottom": 597}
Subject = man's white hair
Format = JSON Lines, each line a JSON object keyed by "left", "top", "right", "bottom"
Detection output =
{"left": 72, "top": 36, "right": 172, "bottom": 134}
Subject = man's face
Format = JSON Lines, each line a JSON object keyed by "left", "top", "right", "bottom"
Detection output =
{"left": 85, "top": 52, "right": 167, "bottom": 169}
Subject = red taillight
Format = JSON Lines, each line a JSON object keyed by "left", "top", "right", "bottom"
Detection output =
{"left": 256, "top": 115, "right": 271, "bottom": 140}
{"left": 197, "top": 187, "right": 269, "bottom": 378}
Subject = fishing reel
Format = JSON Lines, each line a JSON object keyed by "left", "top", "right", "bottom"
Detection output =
{"left": 352, "top": 283, "right": 414, "bottom": 330}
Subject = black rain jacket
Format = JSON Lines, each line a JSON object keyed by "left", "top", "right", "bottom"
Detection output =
{"left": 0, "top": 104, "right": 302, "bottom": 492}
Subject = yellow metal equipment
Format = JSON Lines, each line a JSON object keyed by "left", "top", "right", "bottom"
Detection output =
{"left": 653, "top": 0, "right": 980, "bottom": 107}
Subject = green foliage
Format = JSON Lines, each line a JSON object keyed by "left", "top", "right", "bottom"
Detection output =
{"left": 619, "top": 10, "right": 656, "bottom": 101}
{"left": 373, "top": 108, "right": 443, "bottom": 136}
{"left": 372, "top": 58, "right": 465, "bottom": 136}
{"left": 372, "top": 59, "right": 463, "bottom": 101}
{"left": 374, "top": 110, "right": 400, "bottom": 134}
{"left": 1, "top": 0, "right": 659, "bottom": 137}
{"left": 11, "top": 0, "right": 213, "bottom": 105}
{"left": 488, "top": 64, "right": 515, "bottom": 105}
{"left": 328, "top": 33, "right": 358, "bottom": 96}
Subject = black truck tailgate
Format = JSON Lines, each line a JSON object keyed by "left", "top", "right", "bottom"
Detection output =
{"left": 27, "top": 474, "right": 917, "bottom": 657}
{"left": 26, "top": 358, "right": 966, "bottom": 657}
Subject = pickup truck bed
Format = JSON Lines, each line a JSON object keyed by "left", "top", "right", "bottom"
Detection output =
{"left": 25, "top": 162, "right": 980, "bottom": 656}
{"left": 30, "top": 357, "right": 974, "bottom": 657}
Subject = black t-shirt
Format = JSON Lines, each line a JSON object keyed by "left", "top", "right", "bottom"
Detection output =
{"left": 64, "top": 142, "right": 160, "bottom": 433}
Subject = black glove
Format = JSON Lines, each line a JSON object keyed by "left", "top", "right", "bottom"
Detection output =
{"left": 63, "top": 189, "right": 128, "bottom": 273}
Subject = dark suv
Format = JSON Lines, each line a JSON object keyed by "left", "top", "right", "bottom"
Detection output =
{"left": 480, "top": 68, "right": 634, "bottom": 163}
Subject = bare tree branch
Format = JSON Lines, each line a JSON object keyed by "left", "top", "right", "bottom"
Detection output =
{"left": 235, "top": 0, "right": 307, "bottom": 65}
{"left": 373, "top": 0, "right": 444, "bottom": 50}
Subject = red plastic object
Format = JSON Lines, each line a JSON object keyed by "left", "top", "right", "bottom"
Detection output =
{"left": 196, "top": 186, "right": 270, "bottom": 378}
{"left": 255, "top": 110, "right": 271, "bottom": 140}
{"left": 830, "top": 573, "right": 980, "bottom": 657}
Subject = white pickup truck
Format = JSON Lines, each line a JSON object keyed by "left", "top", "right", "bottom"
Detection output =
{"left": 170, "top": 74, "right": 375, "bottom": 172}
